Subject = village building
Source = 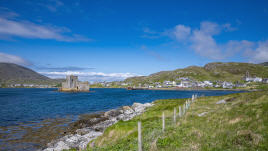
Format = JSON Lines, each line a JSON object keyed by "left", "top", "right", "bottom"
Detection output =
{"left": 162, "top": 81, "right": 173, "bottom": 87}
{"left": 243, "top": 71, "right": 262, "bottom": 82}
{"left": 177, "top": 80, "right": 192, "bottom": 88}
{"left": 148, "top": 85, "right": 154, "bottom": 88}
{"left": 245, "top": 77, "right": 262, "bottom": 82}
{"left": 156, "top": 84, "right": 162, "bottom": 88}
{"left": 235, "top": 83, "right": 247, "bottom": 88}
{"left": 203, "top": 81, "right": 214, "bottom": 87}
{"left": 222, "top": 81, "right": 233, "bottom": 89}
{"left": 59, "top": 75, "right": 90, "bottom": 92}
{"left": 263, "top": 78, "right": 268, "bottom": 83}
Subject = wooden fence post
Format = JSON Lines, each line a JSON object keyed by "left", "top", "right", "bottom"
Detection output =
{"left": 179, "top": 106, "right": 182, "bottom": 117}
{"left": 173, "top": 107, "right": 176, "bottom": 124}
{"left": 162, "top": 112, "right": 165, "bottom": 132}
{"left": 189, "top": 100, "right": 191, "bottom": 107}
{"left": 183, "top": 103, "right": 186, "bottom": 115}
{"left": 138, "top": 121, "right": 142, "bottom": 151}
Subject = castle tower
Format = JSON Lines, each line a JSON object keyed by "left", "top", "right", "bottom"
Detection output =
{"left": 59, "top": 75, "right": 89, "bottom": 92}
{"left": 245, "top": 71, "right": 250, "bottom": 78}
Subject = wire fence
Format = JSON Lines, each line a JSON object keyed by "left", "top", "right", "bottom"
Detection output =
{"left": 137, "top": 94, "right": 198, "bottom": 151}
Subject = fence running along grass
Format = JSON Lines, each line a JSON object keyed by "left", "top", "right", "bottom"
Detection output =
{"left": 85, "top": 91, "right": 267, "bottom": 151}
{"left": 137, "top": 94, "right": 198, "bottom": 151}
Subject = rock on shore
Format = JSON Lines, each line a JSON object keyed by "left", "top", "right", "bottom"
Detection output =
{"left": 43, "top": 102, "right": 153, "bottom": 151}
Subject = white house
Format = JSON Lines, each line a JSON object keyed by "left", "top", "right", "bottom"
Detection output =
{"left": 148, "top": 85, "right": 154, "bottom": 88}
{"left": 262, "top": 78, "right": 268, "bottom": 83}
{"left": 203, "top": 81, "right": 213, "bottom": 87}
{"left": 156, "top": 84, "right": 162, "bottom": 88}
{"left": 253, "top": 77, "right": 262, "bottom": 82}
{"left": 177, "top": 81, "right": 192, "bottom": 88}
{"left": 163, "top": 81, "right": 173, "bottom": 87}
{"left": 121, "top": 83, "right": 128, "bottom": 86}
{"left": 235, "top": 83, "right": 247, "bottom": 88}
{"left": 245, "top": 77, "right": 262, "bottom": 82}
{"left": 222, "top": 81, "right": 233, "bottom": 89}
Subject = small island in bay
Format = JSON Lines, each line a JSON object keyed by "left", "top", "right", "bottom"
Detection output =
{"left": 59, "top": 75, "right": 90, "bottom": 92}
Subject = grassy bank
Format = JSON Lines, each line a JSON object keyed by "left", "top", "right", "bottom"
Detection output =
{"left": 70, "top": 90, "right": 267, "bottom": 151}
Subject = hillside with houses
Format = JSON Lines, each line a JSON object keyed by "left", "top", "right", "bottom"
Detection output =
{"left": 93, "top": 62, "right": 268, "bottom": 89}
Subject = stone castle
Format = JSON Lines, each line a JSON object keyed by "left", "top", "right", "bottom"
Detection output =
{"left": 59, "top": 75, "right": 90, "bottom": 92}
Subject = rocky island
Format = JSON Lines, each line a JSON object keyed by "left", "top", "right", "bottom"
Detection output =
{"left": 59, "top": 75, "right": 90, "bottom": 92}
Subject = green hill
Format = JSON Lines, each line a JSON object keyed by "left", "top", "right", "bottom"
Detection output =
{"left": 125, "top": 62, "right": 268, "bottom": 85}
{"left": 0, "top": 63, "right": 62, "bottom": 85}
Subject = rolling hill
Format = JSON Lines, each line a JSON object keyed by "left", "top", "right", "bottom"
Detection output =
{"left": 125, "top": 62, "right": 268, "bottom": 85}
{"left": 0, "top": 63, "right": 62, "bottom": 85}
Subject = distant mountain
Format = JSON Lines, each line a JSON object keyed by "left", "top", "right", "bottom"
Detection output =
{"left": 0, "top": 63, "right": 62, "bottom": 85}
{"left": 125, "top": 62, "right": 268, "bottom": 84}
{"left": 259, "top": 62, "right": 268, "bottom": 66}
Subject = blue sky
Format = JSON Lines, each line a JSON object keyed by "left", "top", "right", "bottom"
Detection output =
{"left": 0, "top": 0, "right": 268, "bottom": 81}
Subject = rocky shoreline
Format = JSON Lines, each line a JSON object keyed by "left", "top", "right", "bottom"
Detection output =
{"left": 43, "top": 102, "right": 154, "bottom": 151}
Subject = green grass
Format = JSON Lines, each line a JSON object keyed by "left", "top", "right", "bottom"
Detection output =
{"left": 71, "top": 91, "right": 268, "bottom": 151}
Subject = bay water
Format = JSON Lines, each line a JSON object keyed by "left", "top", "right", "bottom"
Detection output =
{"left": 0, "top": 88, "right": 243, "bottom": 150}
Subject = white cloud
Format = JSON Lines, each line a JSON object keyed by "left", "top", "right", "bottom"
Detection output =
{"left": 37, "top": 66, "right": 95, "bottom": 72}
{"left": 172, "top": 21, "right": 254, "bottom": 60}
{"left": 171, "top": 21, "right": 268, "bottom": 63}
{"left": 0, "top": 17, "right": 90, "bottom": 42}
{"left": 173, "top": 25, "right": 191, "bottom": 41}
{"left": 0, "top": 52, "right": 138, "bottom": 82}
{"left": 39, "top": 71, "right": 141, "bottom": 82}
{"left": 0, "top": 52, "right": 32, "bottom": 66}
{"left": 191, "top": 28, "right": 223, "bottom": 59}
{"left": 250, "top": 40, "right": 268, "bottom": 63}
{"left": 200, "top": 21, "right": 221, "bottom": 35}
{"left": 223, "top": 40, "right": 254, "bottom": 57}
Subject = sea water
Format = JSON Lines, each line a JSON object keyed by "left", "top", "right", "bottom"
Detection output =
{"left": 0, "top": 88, "right": 243, "bottom": 150}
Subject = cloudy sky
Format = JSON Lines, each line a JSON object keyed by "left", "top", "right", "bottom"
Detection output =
{"left": 0, "top": 0, "right": 268, "bottom": 81}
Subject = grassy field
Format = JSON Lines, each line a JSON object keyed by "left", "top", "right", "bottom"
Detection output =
{"left": 69, "top": 90, "right": 268, "bottom": 151}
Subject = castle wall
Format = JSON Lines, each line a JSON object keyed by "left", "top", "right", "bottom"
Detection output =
{"left": 60, "top": 75, "right": 89, "bottom": 92}
{"left": 77, "top": 82, "right": 90, "bottom": 91}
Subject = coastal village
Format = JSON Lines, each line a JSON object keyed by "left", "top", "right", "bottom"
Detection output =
{"left": 95, "top": 71, "right": 268, "bottom": 89}
{"left": 6, "top": 83, "right": 57, "bottom": 88}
